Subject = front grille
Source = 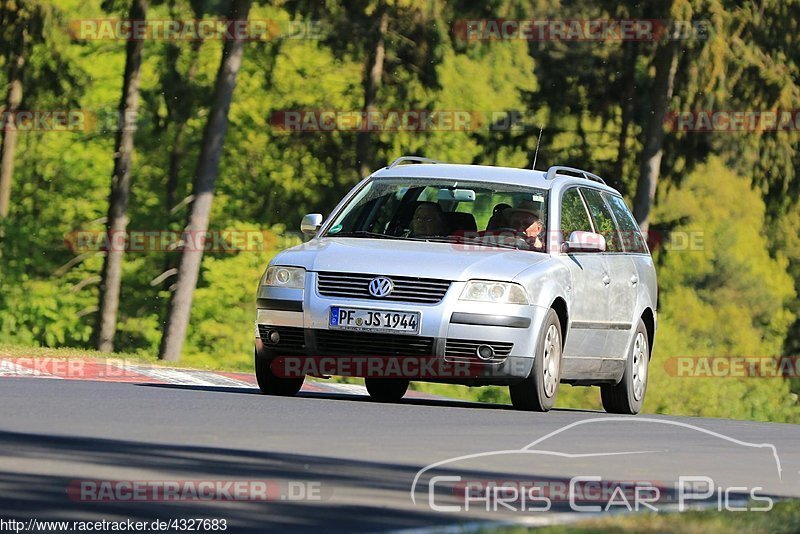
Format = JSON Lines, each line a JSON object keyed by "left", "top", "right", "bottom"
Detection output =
{"left": 315, "top": 329, "right": 435, "bottom": 357}
{"left": 258, "top": 325, "right": 306, "bottom": 355}
{"left": 444, "top": 339, "right": 513, "bottom": 363}
{"left": 316, "top": 271, "right": 450, "bottom": 304}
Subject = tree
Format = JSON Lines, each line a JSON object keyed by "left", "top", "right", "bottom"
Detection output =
{"left": 94, "top": 0, "right": 148, "bottom": 352}
{"left": 286, "top": 0, "right": 443, "bottom": 179}
{"left": 611, "top": 40, "right": 638, "bottom": 195}
{"left": 632, "top": 38, "right": 679, "bottom": 233}
{"left": 158, "top": 0, "right": 214, "bottom": 217}
{"left": 159, "top": 0, "right": 252, "bottom": 361}
{"left": 0, "top": 0, "right": 53, "bottom": 224}
{"left": 355, "top": 2, "right": 388, "bottom": 178}
{"left": 163, "top": 40, "right": 204, "bottom": 216}
{"left": 0, "top": 26, "right": 24, "bottom": 221}
{"left": 158, "top": 11, "right": 207, "bottom": 291}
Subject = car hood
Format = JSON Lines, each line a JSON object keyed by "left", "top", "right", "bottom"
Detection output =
{"left": 271, "top": 237, "right": 549, "bottom": 281}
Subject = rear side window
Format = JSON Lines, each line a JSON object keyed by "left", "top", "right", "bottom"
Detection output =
{"left": 605, "top": 194, "right": 648, "bottom": 253}
{"left": 580, "top": 188, "right": 622, "bottom": 252}
{"left": 560, "top": 188, "right": 593, "bottom": 239}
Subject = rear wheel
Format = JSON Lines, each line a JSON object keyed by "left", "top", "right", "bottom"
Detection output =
{"left": 510, "top": 309, "right": 563, "bottom": 412}
{"left": 254, "top": 349, "right": 304, "bottom": 396}
{"left": 365, "top": 378, "right": 409, "bottom": 402}
{"left": 601, "top": 319, "right": 649, "bottom": 414}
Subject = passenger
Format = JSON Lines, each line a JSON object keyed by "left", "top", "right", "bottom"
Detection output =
{"left": 486, "top": 203, "right": 512, "bottom": 230}
{"left": 409, "top": 202, "right": 447, "bottom": 238}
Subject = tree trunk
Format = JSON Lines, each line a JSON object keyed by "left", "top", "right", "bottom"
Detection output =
{"left": 159, "top": 0, "right": 252, "bottom": 361}
{"left": 165, "top": 39, "right": 203, "bottom": 215}
{"left": 633, "top": 39, "right": 679, "bottom": 234}
{"left": 161, "top": 40, "right": 204, "bottom": 290}
{"left": 0, "top": 40, "right": 25, "bottom": 220}
{"left": 356, "top": 5, "right": 388, "bottom": 178}
{"left": 165, "top": 124, "right": 187, "bottom": 215}
{"left": 612, "top": 40, "right": 638, "bottom": 194}
{"left": 94, "top": 0, "right": 148, "bottom": 352}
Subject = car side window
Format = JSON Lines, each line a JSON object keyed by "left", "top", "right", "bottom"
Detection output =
{"left": 560, "top": 188, "right": 593, "bottom": 240}
{"left": 580, "top": 188, "right": 622, "bottom": 252}
{"left": 604, "top": 194, "right": 648, "bottom": 254}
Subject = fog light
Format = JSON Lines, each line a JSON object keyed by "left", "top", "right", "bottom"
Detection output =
{"left": 268, "top": 330, "right": 281, "bottom": 344}
{"left": 476, "top": 345, "right": 494, "bottom": 361}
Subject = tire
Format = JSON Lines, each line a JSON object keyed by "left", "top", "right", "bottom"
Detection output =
{"left": 365, "top": 378, "right": 409, "bottom": 402}
{"left": 601, "top": 319, "right": 649, "bottom": 415}
{"left": 509, "top": 308, "right": 563, "bottom": 412}
{"left": 254, "top": 348, "right": 304, "bottom": 396}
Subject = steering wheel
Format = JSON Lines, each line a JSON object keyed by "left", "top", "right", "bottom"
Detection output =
{"left": 495, "top": 227, "right": 524, "bottom": 235}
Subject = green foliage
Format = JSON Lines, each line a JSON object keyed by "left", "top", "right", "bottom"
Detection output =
{"left": 181, "top": 225, "right": 301, "bottom": 370}
{"left": 533, "top": 498, "right": 800, "bottom": 534}
{"left": 646, "top": 157, "right": 798, "bottom": 422}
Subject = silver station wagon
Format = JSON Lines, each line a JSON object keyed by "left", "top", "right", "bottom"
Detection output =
{"left": 255, "top": 156, "right": 657, "bottom": 413}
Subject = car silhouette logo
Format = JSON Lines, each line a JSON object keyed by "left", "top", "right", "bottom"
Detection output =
{"left": 368, "top": 277, "right": 394, "bottom": 297}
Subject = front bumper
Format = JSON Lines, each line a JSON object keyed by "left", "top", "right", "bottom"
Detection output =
{"left": 255, "top": 272, "right": 548, "bottom": 384}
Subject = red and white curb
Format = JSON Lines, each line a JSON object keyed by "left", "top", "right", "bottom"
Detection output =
{"left": 0, "top": 357, "right": 439, "bottom": 399}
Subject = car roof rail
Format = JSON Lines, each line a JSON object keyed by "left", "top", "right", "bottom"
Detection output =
{"left": 387, "top": 156, "right": 444, "bottom": 168}
{"left": 545, "top": 165, "right": 606, "bottom": 185}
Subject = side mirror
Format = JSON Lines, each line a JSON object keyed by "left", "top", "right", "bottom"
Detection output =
{"left": 561, "top": 231, "right": 606, "bottom": 253}
{"left": 300, "top": 213, "right": 323, "bottom": 236}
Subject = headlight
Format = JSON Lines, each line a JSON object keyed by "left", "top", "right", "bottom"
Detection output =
{"left": 262, "top": 266, "right": 306, "bottom": 289}
{"left": 460, "top": 280, "right": 528, "bottom": 304}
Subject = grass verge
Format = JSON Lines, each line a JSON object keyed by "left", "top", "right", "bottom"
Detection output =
{"left": 489, "top": 500, "right": 800, "bottom": 533}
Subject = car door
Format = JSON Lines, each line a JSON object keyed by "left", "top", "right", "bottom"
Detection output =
{"left": 580, "top": 188, "right": 636, "bottom": 357}
{"left": 557, "top": 187, "right": 610, "bottom": 367}
{"left": 604, "top": 192, "right": 652, "bottom": 350}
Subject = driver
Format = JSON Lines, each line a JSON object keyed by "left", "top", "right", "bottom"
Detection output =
{"left": 409, "top": 202, "right": 447, "bottom": 238}
{"left": 504, "top": 208, "right": 545, "bottom": 251}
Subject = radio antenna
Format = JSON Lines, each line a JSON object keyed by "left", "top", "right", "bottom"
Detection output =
{"left": 531, "top": 126, "right": 543, "bottom": 170}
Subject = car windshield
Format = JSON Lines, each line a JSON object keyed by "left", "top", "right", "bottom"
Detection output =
{"left": 323, "top": 178, "right": 549, "bottom": 252}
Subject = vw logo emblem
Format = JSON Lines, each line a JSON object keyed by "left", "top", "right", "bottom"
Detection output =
{"left": 368, "top": 277, "right": 394, "bottom": 298}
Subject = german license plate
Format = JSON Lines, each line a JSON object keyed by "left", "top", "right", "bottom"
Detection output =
{"left": 329, "top": 306, "right": 420, "bottom": 334}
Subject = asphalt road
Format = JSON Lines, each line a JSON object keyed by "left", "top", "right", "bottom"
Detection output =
{"left": 1, "top": 377, "right": 799, "bottom": 532}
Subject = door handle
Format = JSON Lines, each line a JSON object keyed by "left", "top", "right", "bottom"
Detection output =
{"left": 602, "top": 274, "right": 611, "bottom": 286}
{"left": 630, "top": 275, "right": 639, "bottom": 286}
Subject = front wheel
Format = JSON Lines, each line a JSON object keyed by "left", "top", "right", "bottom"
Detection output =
{"left": 255, "top": 349, "right": 304, "bottom": 396}
{"left": 365, "top": 378, "right": 409, "bottom": 402}
{"left": 509, "top": 308, "right": 563, "bottom": 412}
{"left": 601, "top": 319, "right": 649, "bottom": 414}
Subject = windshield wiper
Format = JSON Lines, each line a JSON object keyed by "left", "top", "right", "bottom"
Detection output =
{"left": 328, "top": 231, "right": 404, "bottom": 240}
{"left": 426, "top": 235, "right": 522, "bottom": 250}
{"left": 458, "top": 237, "right": 522, "bottom": 250}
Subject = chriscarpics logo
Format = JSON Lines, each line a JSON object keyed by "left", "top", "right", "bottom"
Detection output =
{"left": 411, "top": 418, "right": 783, "bottom": 515}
